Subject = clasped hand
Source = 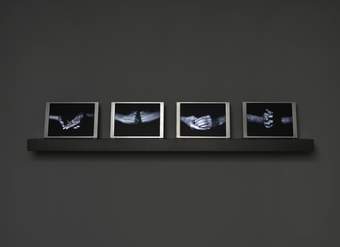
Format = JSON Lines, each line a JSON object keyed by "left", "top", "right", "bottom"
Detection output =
{"left": 181, "top": 115, "right": 213, "bottom": 130}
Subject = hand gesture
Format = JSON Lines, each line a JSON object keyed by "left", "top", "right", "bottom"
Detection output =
{"left": 115, "top": 112, "right": 138, "bottom": 124}
{"left": 181, "top": 115, "right": 213, "bottom": 130}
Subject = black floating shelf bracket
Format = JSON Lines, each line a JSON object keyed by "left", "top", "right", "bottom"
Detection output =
{"left": 27, "top": 138, "right": 314, "bottom": 153}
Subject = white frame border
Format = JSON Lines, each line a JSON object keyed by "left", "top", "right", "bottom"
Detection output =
{"left": 176, "top": 102, "right": 231, "bottom": 139}
{"left": 44, "top": 102, "right": 99, "bottom": 138}
{"left": 242, "top": 101, "right": 298, "bottom": 138}
{"left": 110, "top": 102, "right": 164, "bottom": 138}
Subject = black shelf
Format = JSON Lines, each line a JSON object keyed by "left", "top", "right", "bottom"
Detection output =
{"left": 27, "top": 138, "right": 314, "bottom": 152}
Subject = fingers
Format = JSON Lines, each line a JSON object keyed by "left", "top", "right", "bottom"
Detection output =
{"left": 125, "top": 111, "right": 137, "bottom": 121}
{"left": 181, "top": 116, "right": 197, "bottom": 127}
{"left": 140, "top": 111, "right": 160, "bottom": 123}
{"left": 63, "top": 119, "right": 81, "bottom": 130}
{"left": 263, "top": 109, "right": 274, "bottom": 128}
{"left": 130, "top": 111, "right": 138, "bottom": 118}
{"left": 189, "top": 122, "right": 202, "bottom": 130}
{"left": 115, "top": 111, "right": 138, "bottom": 124}
{"left": 62, "top": 114, "right": 84, "bottom": 130}
{"left": 188, "top": 115, "right": 212, "bottom": 130}
{"left": 264, "top": 109, "right": 273, "bottom": 115}
{"left": 195, "top": 115, "right": 212, "bottom": 125}
{"left": 194, "top": 115, "right": 212, "bottom": 130}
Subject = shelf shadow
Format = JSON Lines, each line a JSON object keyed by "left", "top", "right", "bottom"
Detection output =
{"left": 29, "top": 149, "right": 318, "bottom": 167}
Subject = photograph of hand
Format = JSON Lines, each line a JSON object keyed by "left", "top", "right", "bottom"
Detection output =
{"left": 49, "top": 113, "right": 95, "bottom": 131}
{"left": 247, "top": 108, "right": 293, "bottom": 129}
{"left": 180, "top": 115, "right": 225, "bottom": 131}
{"left": 177, "top": 102, "right": 230, "bottom": 138}
{"left": 244, "top": 102, "right": 297, "bottom": 137}
{"left": 112, "top": 102, "right": 164, "bottom": 138}
{"left": 115, "top": 111, "right": 160, "bottom": 125}
{"left": 46, "top": 103, "right": 97, "bottom": 137}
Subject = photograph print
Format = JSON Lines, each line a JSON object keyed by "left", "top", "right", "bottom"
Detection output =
{"left": 111, "top": 102, "right": 164, "bottom": 138}
{"left": 243, "top": 102, "right": 298, "bottom": 138}
{"left": 177, "top": 102, "right": 230, "bottom": 138}
{"left": 44, "top": 102, "right": 99, "bottom": 138}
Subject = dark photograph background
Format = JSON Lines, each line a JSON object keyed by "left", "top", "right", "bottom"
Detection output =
{"left": 47, "top": 103, "right": 96, "bottom": 136}
{"left": 246, "top": 103, "right": 294, "bottom": 137}
{"left": 114, "top": 103, "right": 161, "bottom": 136}
{"left": 179, "top": 103, "right": 227, "bottom": 136}
{"left": 2, "top": 0, "right": 339, "bottom": 247}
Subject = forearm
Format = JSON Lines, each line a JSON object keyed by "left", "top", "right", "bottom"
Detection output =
{"left": 247, "top": 114, "right": 264, "bottom": 123}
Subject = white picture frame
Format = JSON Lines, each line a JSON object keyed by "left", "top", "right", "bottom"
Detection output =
{"left": 44, "top": 102, "right": 99, "bottom": 138}
{"left": 242, "top": 101, "right": 298, "bottom": 138}
{"left": 110, "top": 102, "right": 164, "bottom": 138}
{"left": 176, "top": 102, "right": 231, "bottom": 138}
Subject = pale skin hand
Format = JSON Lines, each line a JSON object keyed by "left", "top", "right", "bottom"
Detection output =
{"left": 263, "top": 109, "right": 274, "bottom": 128}
{"left": 115, "top": 111, "right": 160, "bottom": 124}
{"left": 140, "top": 111, "right": 160, "bottom": 123}
{"left": 181, "top": 115, "right": 225, "bottom": 130}
{"left": 115, "top": 112, "right": 138, "bottom": 124}
{"left": 192, "top": 115, "right": 213, "bottom": 130}
{"left": 49, "top": 113, "right": 84, "bottom": 130}
{"left": 247, "top": 109, "right": 292, "bottom": 128}
{"left": 63, "top": 113, "right": 84, "bottom": 130}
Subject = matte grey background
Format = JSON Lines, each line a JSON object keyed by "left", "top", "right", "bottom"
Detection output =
{"left": 2, "top": 0, "right": 339, "bottom": 246}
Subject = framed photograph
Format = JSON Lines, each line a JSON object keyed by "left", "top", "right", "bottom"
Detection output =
{"left": 243, "top": 102, "right": 298, "bottom": 138}
{"left": 44, "top": 102, "right": 99, "bottom": 138}
{"left": 111, "top": 102, "right": 164, "bottom": 138}
{"left": 176, "top": 102, "right": 230, "bottom": 138}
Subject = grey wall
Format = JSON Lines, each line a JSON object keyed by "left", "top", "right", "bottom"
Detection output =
{"left": 2, "top": 0, "right": 339, "bottom": 246}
